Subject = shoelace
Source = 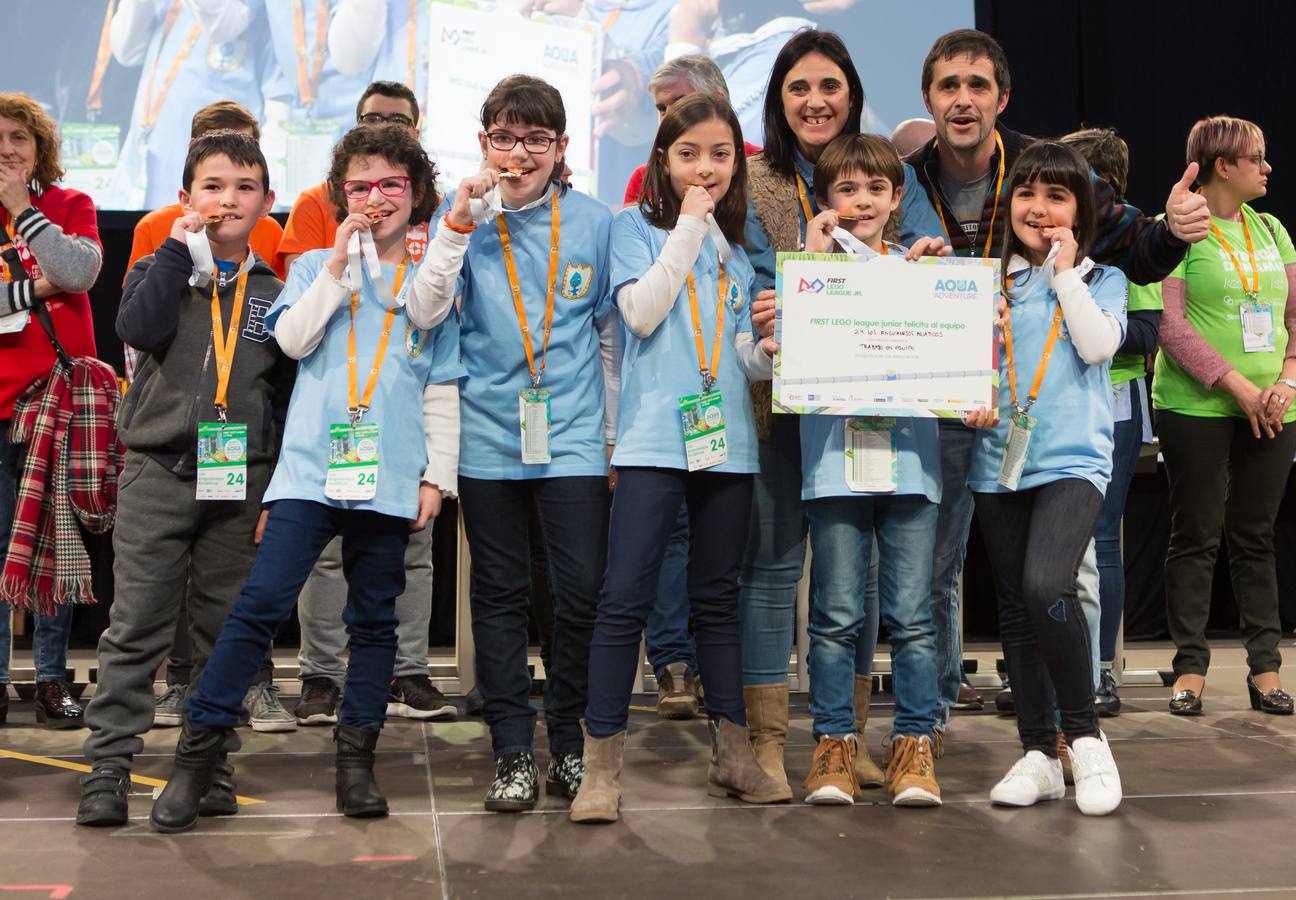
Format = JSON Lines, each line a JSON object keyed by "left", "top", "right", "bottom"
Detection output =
{"left": 812, "top": 736, "right": 852, "bottom": 779}
{"left": 885, "top": 737, "right": 929, "bottom": 784}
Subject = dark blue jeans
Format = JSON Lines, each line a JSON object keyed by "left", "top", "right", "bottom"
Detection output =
{"left": 586, "top": 467, "right": 753, "bottom": 738}
{"left": 1093, "top": 382, "right": 1144, "bottom": 663}
{"left": 645, "top": 503, "right": 695, "bottom": 672}
{"left": 187, "top": 500, "right": 409, "bottom": 732}
{"left": 459, "top": 475, "right": 609, "bottom": 756}
{"left": 0, "top": 419, "right": 74, "bottom": 685}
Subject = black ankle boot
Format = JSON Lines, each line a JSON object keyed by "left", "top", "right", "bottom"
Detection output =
{"left": 335, "top": 723, "right": 387, "bottom": 818}
{"left": 150, "top": 721, "right": 240, "bottom": 833}
{"left": 198, "top": 760, "right": 239, "bottom": 817}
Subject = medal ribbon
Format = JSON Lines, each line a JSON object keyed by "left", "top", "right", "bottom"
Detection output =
{"left": 685, "top": 263, "right": 728, "bottom": 392}
{"left": 141, "top": 2, "right": 202, "bottom": 131}
{"left": 497, "top": 193, "right": 561, "bottom": 388}
{"left": 346, "top": 258, "right": 409, "bottom": 421}
{"left": 293, "top": 0, "right": 330, "bottom": 107}
{"left": 931, "top": 131, "right": 1006, "bottom": 259}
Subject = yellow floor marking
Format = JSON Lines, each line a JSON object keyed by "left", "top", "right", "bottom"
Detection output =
{"left": 0, "top": 747, "right": 265, "bottom": 805}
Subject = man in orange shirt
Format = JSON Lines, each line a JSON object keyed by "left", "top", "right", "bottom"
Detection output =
{"left": 123, "top": 101, "right": 285, "bottom": 383}
{"left": 121, "top": 100, "right": 295, "bottom": 735}
{"left": 275, "top": 81, "right": 429, "bottom": 276}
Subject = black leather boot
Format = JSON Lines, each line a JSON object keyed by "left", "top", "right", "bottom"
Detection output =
{"left": 335, "top": 723, "right": 388, "bottom": 818}
{"left": 198, "top": 760, "right": 239, "bottom": 817}
{"left": 150, "top": 721, "right": 240, "bottom": 833}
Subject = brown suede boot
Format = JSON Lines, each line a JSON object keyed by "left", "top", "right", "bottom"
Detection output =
{"left": 706, "top": 718, "right": 794, "bottom": 804}
{"left": 854, "top": 675, "right": 886, "bottom": 789}
{"left": 742, "top": 684, "right": 791, "bottom": 791}
{"left": 570, "top": 730, "right": 625, "bottom": 824}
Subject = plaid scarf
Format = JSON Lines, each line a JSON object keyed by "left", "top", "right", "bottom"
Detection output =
{"left": 2, "top": 357, "right": 122, "bottom": 614}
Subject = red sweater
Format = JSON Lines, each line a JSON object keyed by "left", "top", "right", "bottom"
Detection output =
{"left": 0, "top": 186, "right": 100, "bottom": 418}
{"left": 622, "top": 141, "right": 764, "bottom": 207}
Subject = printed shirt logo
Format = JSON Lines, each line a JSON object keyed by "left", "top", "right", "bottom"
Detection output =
{"left": 561, "top": 262, "right": 593, "bottom": 300}
{"left": 406, "top": 321, "right": 429, "bottom": 358}
{"left": 242, "top": 296, "right": 272, "bottom": 342}
{"left": 727, "top": 280, "right": 744, "bottom": 312}
{"left": 405, "top": 221, "right": 430, "bottom": 263}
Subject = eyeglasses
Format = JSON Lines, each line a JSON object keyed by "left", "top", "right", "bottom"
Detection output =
{"left": 1240, "top": 153, "right": 1267, "bottom": 167}
{"left": 341, "top": 176, "right": 411, "bottom": 200}
{"left": 486, "top": 131, "right": 559, "bottom": 153}
{"left": 358, "top": 112, "right": 415, "bottom": 128}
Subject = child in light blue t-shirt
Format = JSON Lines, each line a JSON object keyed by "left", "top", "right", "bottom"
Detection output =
{"left": 413, "top": 75, "right": 617, "bottom": 814}
{"left": 151, "top": 125, "right": 461, "bottom": 833}
{"left": 572, "top": 94, "right": 792, "bottom": 825}
{"left": 971, "top": 141, "right": 1128, "bottom": 819}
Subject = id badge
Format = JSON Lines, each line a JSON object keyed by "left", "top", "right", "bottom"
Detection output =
{"left": 844, "top": 418, "right": 898, "bottom": 492}
{"left": 325, "top": 423, "right": 380, "bottom": 500}
{"left": 679, "top": 390, "right": 728, "bottom": 471}
{"left": 519, "top": 388, "right": 553, "bottom": 465}
{"left": 998, "top": 413, "right": 1036, "bottom": 491}
{"left": 196, "top": 422, "right": 247, "bottom": 500}
{"left": 1240, "top": 300, "right": 1276, "bottom": 353}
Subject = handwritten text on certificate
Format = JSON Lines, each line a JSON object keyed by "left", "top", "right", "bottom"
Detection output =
{"left": 774, "top": 253, "right": 1000, "bottom": 418}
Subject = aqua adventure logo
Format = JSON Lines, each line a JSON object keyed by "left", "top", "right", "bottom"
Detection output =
{"left": 932, "top": 277, "right": 980, "bottom": 300}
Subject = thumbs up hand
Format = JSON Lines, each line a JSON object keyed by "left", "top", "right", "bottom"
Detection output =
{"left": 1165, "top": 162, "right": 1211, "bottom": 243}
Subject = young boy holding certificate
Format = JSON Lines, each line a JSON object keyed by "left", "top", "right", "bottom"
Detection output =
{"left": 793, "top": 134, "right": 987, "bottom": 808}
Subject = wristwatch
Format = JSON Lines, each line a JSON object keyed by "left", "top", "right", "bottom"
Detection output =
{"left": 1276, "top": 378, "right": 1296, "bottom": 391}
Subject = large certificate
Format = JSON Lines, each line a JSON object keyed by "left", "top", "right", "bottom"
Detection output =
{"left": 774, "top": 252, "right": 1000, "bottom": 418}
{"left": 425, "top": 0, "right": 602, "bottom": 195}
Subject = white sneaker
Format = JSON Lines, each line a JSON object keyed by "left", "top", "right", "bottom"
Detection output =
{"left": 1068, "top": 732, "right": 1122, "bottom": 816}
{"left": 990, "top": 750, "right": 1065, "bottom": 807}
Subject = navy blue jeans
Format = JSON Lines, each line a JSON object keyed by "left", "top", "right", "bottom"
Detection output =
{"left": 645, "top": 503, "right": 695, "bottom": 673}
{"left": 459, "top": 475, "right": 609, "bottom": 756}
{"left": 0, "top": 419, "right": 74, "bottom": 684}
{"left": 586, "top": 467, "right": 752, "bottom": 738}
{"left": 187, "top": 500, "right": 409, "bottom": 733}
{"left": 1093, "top": 382, "right": 1144, "bottom": 663}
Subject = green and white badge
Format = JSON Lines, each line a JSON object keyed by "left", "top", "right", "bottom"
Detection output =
{"left": 998, "top": 412, "right": 1036, "bottom": 491}
{"left": 679, "top": 390, "right": 728, "bottom": 471}
{"left": 325, "top": 423, "right": 380, "bottom": 500}
{"left": 1240, "top": 300, "right": 1276, "bottom": 353}
{"left": 844, "top": 418, "right": 898, "bottom": 492}
{"left": 519, "top": 387, "right": 553, "bottom": 465}
{"left": 196, "top": 422, "right": 247, "bottom": 500}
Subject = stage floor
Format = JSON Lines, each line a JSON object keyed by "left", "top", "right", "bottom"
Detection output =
{"left": 2, "top": 643, "right": 1294, "bottom": 900}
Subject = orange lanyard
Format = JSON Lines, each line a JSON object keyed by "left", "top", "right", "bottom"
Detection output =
{"left": 1210, "top": 217, "right": 1261, "bottom": 300}
{"left": 210, "top": 269, "right": 249, "bottom": 420}
{"left": 346, "top": 258, "right": 408, "bottom": 422}
{"left": 141, "top": 2, "right": 201, "bottom": 131}
{"left": 86, "top": 0, "right": 117, "bottom": 117}
{"left": 685, "top": 264, "right": 728, "bottom": 392}
{"left": 602, "top": 4, "right": 622, "bottom": 30}
{"left": 497, "top": 193, "right": 561, "bottom": 388}
{"left": 405, "top": 0, "right": 418, "bottom": 90}
{"left": 795, "top": 174, "right": 814, "bottom": 222}
{"left": 293, "top": 0, "right": 330, "bottom": 107}
{"left": 931, "top": 130, "right": 1006, "bottom": 259}
{"left": 1002, "top": 275, "right": 1064, "bottom": 416}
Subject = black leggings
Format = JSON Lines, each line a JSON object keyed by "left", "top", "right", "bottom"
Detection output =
{"left": 975, "top": 478, "right": 1102, "bottom": 755}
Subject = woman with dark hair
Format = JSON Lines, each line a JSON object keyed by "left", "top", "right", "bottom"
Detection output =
{"left": 1156, "top": 116, "right": 1295, "bottom": 717}
{"left": 971, "top": 141, "right": 1126, "bottom": 816}
{"left": 0, "top": 92, "right": 103, "bottom": 729}
{"left": 738, "top": 28, "right": 886, "bottom": 798}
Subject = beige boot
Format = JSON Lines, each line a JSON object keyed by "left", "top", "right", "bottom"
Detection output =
{"left": 742, "top": 684, "right": 791, "bottom": 791}
{"left": 707, "top": 718, "right": 794, "bottom": 804}
{"left": 570, "top": 730, "right": 625, "bottom": 824}
{"left": 853, "top": 675, "right": 886, "bottom": 789}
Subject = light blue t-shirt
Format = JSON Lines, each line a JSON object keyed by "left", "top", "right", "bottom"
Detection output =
{"left": 455, "top": 186, "right": 613, "bottom": 480}
{"left": 610, "top": 207, "right": 759, "bottom": 474}
{"left": 744, "top": 152, "right": 946, "bottom": 293}
{"left": 969, "top": 261, "right": 1129, "bottom": 495}
{"left": 263, "top": 1, "right": 371, "bottom": 123}
{"left": 263, "top": 249, "right": 466, "bottom": 520}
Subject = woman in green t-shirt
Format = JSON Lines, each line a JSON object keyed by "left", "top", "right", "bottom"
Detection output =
{"left": 1155, "top": 115, "right": 1296, "bottom": 717}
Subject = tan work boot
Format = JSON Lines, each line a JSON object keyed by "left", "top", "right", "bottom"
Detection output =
{"left": 853, "top": 675, "right": 886, "bottom": 788}
{"left": 570, "top": 730, "right": 625, "bottom": 824}
{"left": 742, "top": 683, "right": 790, "bottom": 790}
{"left": 656, "top": 663, "right": 700, "bottom": 720}
{"left": 885, "top": 734, "right": 942, "bottom": 807}
{"left": 803, "top": 734, "right": 860, "bottom": 805}
{"left": 707, "top": 718, "right": 794, "bottom": 804}
{"left": 1058, "top": 733, "right": 1073, "bottom": 786}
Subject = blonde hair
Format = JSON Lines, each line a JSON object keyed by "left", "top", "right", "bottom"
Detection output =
{"left": 1187, "top": 115, "right": 1264, "bottom": 185}
{"left": 0, "top": 92, "right": 64, "bottom": 190}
